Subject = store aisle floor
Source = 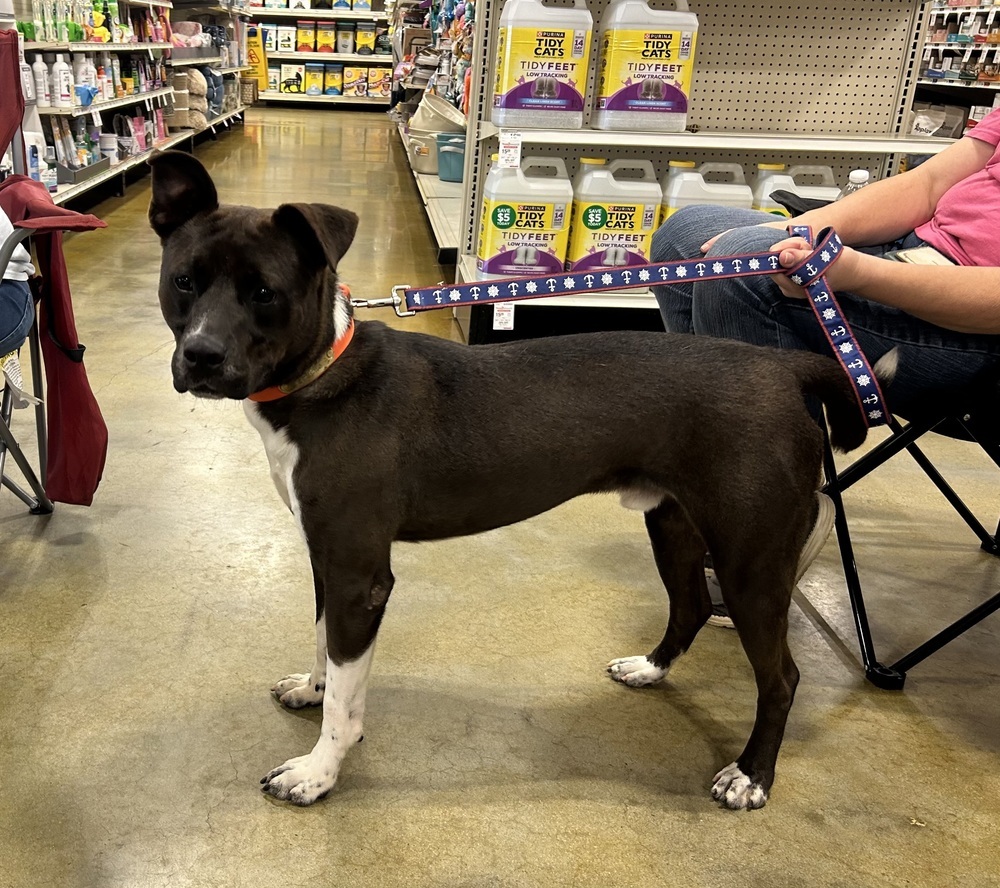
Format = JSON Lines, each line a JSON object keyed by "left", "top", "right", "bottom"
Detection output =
{"left": 2, "top": 109, "right": 999, "bottom": 888}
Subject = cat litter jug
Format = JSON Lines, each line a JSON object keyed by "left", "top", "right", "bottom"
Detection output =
{"left": 659, "top": 161, "right": 753, "bottom": 225}
{"left": 477, "top": 155, "right": 574, "bottom": 278}
{"left": 491, "top": 0, "right": 593, "bottom": 130}
{"left": 593, "top": 0, "right": 699, "bottom": 132}
{"left": 566, "top": 158, "right": 662, "bottom": 272}
{"left": 752, "top": 163, "right": 841, "bottom": 216}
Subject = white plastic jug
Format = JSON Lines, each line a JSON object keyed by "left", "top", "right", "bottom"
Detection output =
{"left": 752, "top": 163, "right": 841, "bottom": 216}
{"left": 593, "top": 0, "right": 699, "bottom": 133}
{"left": 491, "top": 0, "right": 593, "bottom": 130}
{"left": 659, "top": 161, "right": 753, "bottom": 225}
{"left": 566, "top": 158, "right": 662, "bottom": 272}
{"left": 477, "top": 155, "right": 574, "bottom": 277}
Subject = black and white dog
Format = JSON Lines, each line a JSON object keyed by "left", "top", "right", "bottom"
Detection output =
{"left": 148, "top": 150, "right": 867, "bottom": 810}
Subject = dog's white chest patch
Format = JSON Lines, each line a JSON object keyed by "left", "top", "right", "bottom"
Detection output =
{"left": 243, "top": 401, "right": 301, "bottom": 515}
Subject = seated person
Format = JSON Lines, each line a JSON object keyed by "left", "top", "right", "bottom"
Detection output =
{"left": 0, "top": 205, "right": 35, "bottom": 360}
{"left": 651, "top": 108, "right": 1000, "bottom": 627}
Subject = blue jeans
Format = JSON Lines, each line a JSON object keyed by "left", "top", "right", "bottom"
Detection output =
{"left": 0, "top": 279, "right": 33, "bottom": 356}
{"left": 651, "top": 205, "right": 1000, "bottom": 416}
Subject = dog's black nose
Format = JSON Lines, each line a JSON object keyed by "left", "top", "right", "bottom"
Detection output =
{"left": 182, "top": 334, "right": 227, "bottom": 369}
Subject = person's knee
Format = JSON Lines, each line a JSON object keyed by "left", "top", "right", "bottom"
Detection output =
{"left": 652, "top": 205, "right": 737, "bottom": 262}
{"left": 706, "top": 222, "right": 787, "bottom": 259}
{"left": 0, "top": 280, "right": 34, "bottom": 355}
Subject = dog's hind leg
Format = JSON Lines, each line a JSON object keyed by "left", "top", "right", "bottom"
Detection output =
{"left": 271, "top": 568, "right": 327, "bottom": 709}
{"left": 709, "top": 554, "right": 799, "bottom": 811}
{"left": 607, "top": 497, "right": 712, "bottom": 687}
{"left": 261, "top": 553, "right": 394, "bottom": 806}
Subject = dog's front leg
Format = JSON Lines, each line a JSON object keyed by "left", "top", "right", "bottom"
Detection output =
{"left": 261, "top": 557, "right": 393, "bottom": 806}
{"left": 272, "top": 572, "right": 327, "bottom": 708}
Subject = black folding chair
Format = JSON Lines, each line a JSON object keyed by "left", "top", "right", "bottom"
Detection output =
{"left": 822, "top": 371, "right": 1000, "bottom": 689}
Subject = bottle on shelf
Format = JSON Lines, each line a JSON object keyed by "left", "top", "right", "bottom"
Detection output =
{"left": 32, "top": 55, "right": 51, "bottom": 108}
{"left": 837, "top": 169, "right": 871, "bottom": 200}
{"left": 50, "top": 53, "right": 75, "bottom": 110}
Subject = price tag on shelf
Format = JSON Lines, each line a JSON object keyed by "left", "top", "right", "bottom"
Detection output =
{"left": 91, "top": 109, "right": 102, "bottom": 126}
{"left": 497, "top": 131, "right": 522, "bottom": 169}
{"left": 924, "top": 46, "right": 933, "bottom": 60}
{"left": 989, "top": 10, "right": 997, "bottom": 27}
{"left": 492, "top": 302, "right": 515, "bottom": 331}
{"left": 964, "top": 46, "right": 975, "bottom": 62}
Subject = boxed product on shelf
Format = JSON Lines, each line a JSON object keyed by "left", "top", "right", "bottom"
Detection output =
{"left": 280, "top": 63, "right": 306, "bottom": 92}
{"left": 367, "top": 67, "right": 391, "bottom": 97}
{"left": 263, "top": 0, "right": 288, "bottom": 7}
{"left": 342, "top": 66, "right": 368, "bottom": 96}
{"left": 289, "top": 0, "right": 312, "bottom": 7}
{"left": 276, "top": 24, "right": 296, "bottom": 51}
{"left": 354, "top": 0, "right": 372, "bottom": 9}
{"left": 304, "top": 62, "right": 325, "bottom": 95}
{"left": 267, "top": 66, "right": 281, "bottom": 92}
{"left": 316, "top": 24, "right": 337, "bottom": 52}
{"left": 263, "top": 25, "right": 278, "bottom": 52}
{"left": 297, "top": 21, "right": 316, "bottom": 51}
{"left": 324, "top": 64, "right": 344, "bottom": 94}
{"left": 332, "top": 0, "right": 351, "bottom": 8}
{"left": 356, "top": 21, "right": 376, "bottom": 54}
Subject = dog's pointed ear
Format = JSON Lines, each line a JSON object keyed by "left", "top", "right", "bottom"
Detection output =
{"left": 272, "top": 203, "right": 359, "bottom": 271}
{"left": 147, "top": 150, "right": 219, "bottom": 238}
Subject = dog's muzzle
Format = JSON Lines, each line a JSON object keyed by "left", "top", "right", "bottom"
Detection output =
{"left": 173, "top": 332, "right": 248, "bottom": 399}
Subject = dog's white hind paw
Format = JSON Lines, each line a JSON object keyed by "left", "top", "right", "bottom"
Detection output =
{"left": 711, "top": 762, "right": 768, "bottom": 810}
{"left": 606, "top": 655, "right": 666, "bottom": 687}
{"left": 260, "top": 753, "right": 337, "bottom": 806}
{"left": 272, "top": 673, "right": 324, "bottom": 708}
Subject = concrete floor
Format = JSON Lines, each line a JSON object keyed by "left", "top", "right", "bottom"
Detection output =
{"left": 2, "top": 109, "right": 1000, "bottom": 887}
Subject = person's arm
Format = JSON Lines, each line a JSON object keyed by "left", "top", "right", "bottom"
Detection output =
{"left": 772, "top": 237, "right": 1000, "bottom": 334}
{"left": 702, "top": 135, "right": 997, "bottom": 251}
{"left": 788, "top": 136, "right": 995, "bottom": 246}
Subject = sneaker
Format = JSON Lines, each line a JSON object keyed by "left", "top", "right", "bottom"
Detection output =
{"left": 705, "top": 492, "right": 836, "bottom": 630}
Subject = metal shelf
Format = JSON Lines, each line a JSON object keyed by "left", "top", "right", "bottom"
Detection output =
{"left": 52, "top": 129, "right": 194, "bottom": 205}
{"left": 70, "top": 41, "right": 173, "bottom": 52}
{"left": 121, "top": 0, "right": 175, "bottom": 6}
{"left": 206, "top": 105, "right": 246, "bottom": 128}
{"left": 249, "top": 7, "right": 387, "bottom": 20}
{"left": 477, "top": 123, "right": 956, "bottom": 155}
{"left": 217, "top": 65, "right": 253, "bottom": 74}
{"left": 917, "top": 77, "right": 1000, "bottom": 89}
{"left": 38, "top": 86, "right": 174, "bottom": 117}
{"left": 167, "top": 56, "right": 224, "bottom": 66}
{"left": 457, "top": 256, "right": 658, "bottom": 310}
{"left": 266, "top": 51, "right": 392, "bottom": 63}
{"left": 259, "top": 91, "right": 389, "bottom": 104}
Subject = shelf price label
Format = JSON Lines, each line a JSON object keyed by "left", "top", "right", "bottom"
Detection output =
{"left": 492, "top": 302, "right": 515, "bottom": 331}
{"left": 498, "top": 131, "right": 522, "bottom": 169}
{"left": 91, "top": 109, "right": 102, "bottom": 126}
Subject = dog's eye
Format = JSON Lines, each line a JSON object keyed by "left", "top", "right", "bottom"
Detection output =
{"left": 174, "top": 275, "right": 193, "bottom": 291}
{"left": 252, "top": 287, "right": 276, "bottom": 305}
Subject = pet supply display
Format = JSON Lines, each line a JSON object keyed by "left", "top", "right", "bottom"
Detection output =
{"left": 336, "top": 21, "right": 355, "bottom": 54}
{"left": 367, "top": 67, "right": 391, "bottom": 98}
{"left": 436, "top": 133, "right": 465, "bottom": 183}
{"left": 406, "top": 130, "right": 439, "bottom": 175}
{"left": 324, "top": 63, "right": 343, "bottom": 95}
{"left": 316, "top": 23, "right": 336, "bottom": 52}
{"left": 593, "top": 0, "right": 699, "bottom": 132}
{"left": 342, "top": 66, "right": 367, "bottom": 96}
{"left": 565, "top": 158, "right": 661, "bottom": 272}
{"left": 409, "top": 92, "right": 466, "bottom": 134}
{"left": 659, "top": 161, "right": 753, "bottom": 224}
{"left": 296, "top": 20, "right": 316, "bottom": 51}
{"left": 491, "top": 0, "right": 593, "bottom": 130}
{"left": 477, "top": 155, "right": 573, "bottom": 277}
{"left": 280, "top": 63, "right": 305, "bottom": 93}
{"left": 304, "top": 62, "right": 324, "bottom": 95}
{"left": 356, "top": 21, "right": 376, "bottom": 55}
{"left": 276, "top": 24, "right": 296, "bottom": 51}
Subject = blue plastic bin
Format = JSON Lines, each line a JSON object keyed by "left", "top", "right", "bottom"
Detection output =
{"left": 436, "top": 133, "right": 466, "bottom": 183}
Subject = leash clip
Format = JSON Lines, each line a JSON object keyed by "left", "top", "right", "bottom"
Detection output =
{"left": 350, "top": 286, "right": 417, "bottom": 318}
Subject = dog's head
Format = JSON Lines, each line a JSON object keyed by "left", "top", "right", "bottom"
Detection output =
{"left": 148, "top": 150, "right": 358, "bottom": 400}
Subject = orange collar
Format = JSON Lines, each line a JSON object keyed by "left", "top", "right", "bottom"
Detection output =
{"left": 248, "top": 319, "right": 355, "bottom": 403}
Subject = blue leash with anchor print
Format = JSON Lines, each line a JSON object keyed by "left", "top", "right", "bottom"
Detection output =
{"left": 356, "top": 225, "right": 888, "bottom": 428}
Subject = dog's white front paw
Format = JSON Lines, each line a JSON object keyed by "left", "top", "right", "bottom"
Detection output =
{"left": 711, "top": 762, "right": 768, "bottom": 810}
{"left": 260, "top": 753, "right": 337, "bottom": 805}
{"left": 272, "top": 673, "right": 324, "bottom": 708}
{"left": 606, "top": 655, "right": 667, "bottom": 687}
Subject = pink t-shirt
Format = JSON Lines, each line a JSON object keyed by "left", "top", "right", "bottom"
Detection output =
{"left": 915, "top": 108, "right": 1000, "bottom": 266}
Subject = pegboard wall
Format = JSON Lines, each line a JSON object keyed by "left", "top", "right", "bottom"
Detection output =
{"left": 460, "top": 0, "right": 931, "bottom": 257}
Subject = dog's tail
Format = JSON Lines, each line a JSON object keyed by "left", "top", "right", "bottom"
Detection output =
{"left": 784, "top": 348, "right": 898, "bottom": 453}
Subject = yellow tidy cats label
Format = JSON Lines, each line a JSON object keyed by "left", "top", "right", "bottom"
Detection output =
{"left": 596, "top": 29, "right": 696, "bottom": 114}
{"left": 567, "top": 201, "right": 658, "bottom": 271}
{"left": 494, "top": 27, "right": 591, "bottom": 113}
{"left": 477, "top": 198, "right": 570, "bottom": 275}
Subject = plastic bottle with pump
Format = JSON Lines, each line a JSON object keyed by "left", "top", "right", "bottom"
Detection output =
{"left": 32, "top": 55, "right": 51, "bottom": 108}
{"left": 51, "top": 54, "right": 74, "bottom": 110}
{"left": 837, "top": 169, "right": 870, "bottom": 200}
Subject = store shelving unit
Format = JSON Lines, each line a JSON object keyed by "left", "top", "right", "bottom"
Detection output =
{"left": 260, "top": 92, "right": 388, "bottom": 104}
{"left": 266, "top": 50, "right": 392, "bottom": 63}
{"left": 38, "top": 86, "right": 174, "bottom": 117}
{"left": 452, "top": 0, "right": 947, "bottom": 342}
{"left": 250, "top": 7, "right": 387, "bottom": 21}
{"left": 166, "top": 55, "right": 224, "bottom": 65}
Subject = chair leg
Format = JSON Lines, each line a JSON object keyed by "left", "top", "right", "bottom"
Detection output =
{"left": 0, "top": 385, "right": 54, "bottom": 515}
{"left": 822, "top": 429, "right": 906, "bottom": 690}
